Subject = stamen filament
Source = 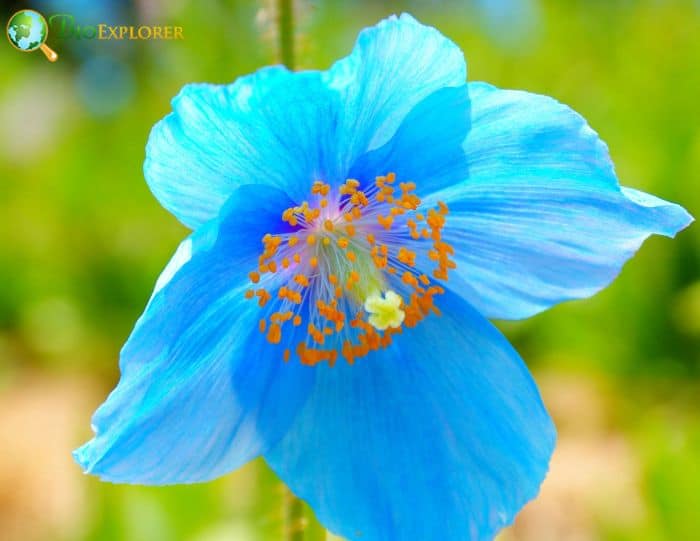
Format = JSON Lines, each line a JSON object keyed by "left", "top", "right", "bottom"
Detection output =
{"left": 245, "top": 174, "right": 456, "bottom": 365}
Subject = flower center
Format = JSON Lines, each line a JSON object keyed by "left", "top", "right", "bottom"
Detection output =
{"left": 244, "top": 173, "right": 455, "bottom": 366}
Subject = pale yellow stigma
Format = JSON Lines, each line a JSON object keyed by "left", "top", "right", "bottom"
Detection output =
{"left": 364, "top": 290, "right": 405, "bottom": 331}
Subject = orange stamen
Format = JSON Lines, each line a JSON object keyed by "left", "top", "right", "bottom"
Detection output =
{"left": 246, "top": 174, "right": 454, "bottom": 366}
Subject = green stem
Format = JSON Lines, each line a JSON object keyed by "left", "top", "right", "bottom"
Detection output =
{"left": 278, "top": 1, "right": 303, "bottom": 539}
{"left": 278, "top": 4, "right": 299, "bottom": 538}
{"left": 278, "top": 0, "right": 295, "bottom": 69}
{"left": 284, "top": 484, "right": 306, "bottom": 541}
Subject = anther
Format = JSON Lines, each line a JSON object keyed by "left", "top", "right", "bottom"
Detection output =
{"left": 246, "top": 173, "right": 453, "bottom": 366}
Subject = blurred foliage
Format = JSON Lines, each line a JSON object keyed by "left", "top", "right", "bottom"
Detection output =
{"left": 0, "top": 0, "right": 698, "bottom": 540}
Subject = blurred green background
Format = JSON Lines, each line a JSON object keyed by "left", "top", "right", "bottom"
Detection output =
{"left": 1, "top": 0, "right": 699, "bottom": 540}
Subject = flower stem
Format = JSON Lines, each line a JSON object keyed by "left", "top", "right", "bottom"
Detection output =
{"left": 278, "top": 0, "right": 295, "bottom": 69}
{"left": 284, "top": 484, "right": 307, "bottom": 541}
{"left": 277, "top": 2, "right": 304, "bottom": 538}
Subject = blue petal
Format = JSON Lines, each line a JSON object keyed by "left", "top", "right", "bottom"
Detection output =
{"left": 265, "top": 292, "right": 555, "bottom": 541}
{"left": 74, "top": 185, "right": 314, "bottom": 484}
{"left": 425, "top": 82, "right": 693, "bottom": 320}
{"left": 326, "top": 13, "right": 467, "bottom": 158}
{"left": 146, "top": 15, "right": 466, "bottom": 229}
{"left": 349, "top": 84, "right": 470, "bottom": 194}
{"left": 144, "top": 67, "right": 342, "bottom": 229}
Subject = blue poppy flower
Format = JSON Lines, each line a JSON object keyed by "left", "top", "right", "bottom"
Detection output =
{"left": 74, "top": 13, "right": 693, "bottom": 541}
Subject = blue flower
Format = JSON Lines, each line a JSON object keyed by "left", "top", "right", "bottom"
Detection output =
{"left": 74, "top": 14, "right": 693, "bottom": 541}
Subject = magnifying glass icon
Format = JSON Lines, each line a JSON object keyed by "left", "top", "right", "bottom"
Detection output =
{"left": 7, "top": 9, "right": 59, "bottom": 62}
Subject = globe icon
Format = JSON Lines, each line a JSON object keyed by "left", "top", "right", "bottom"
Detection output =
{"left": 6, "top": 9, "right": 58, "bottom": 61}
